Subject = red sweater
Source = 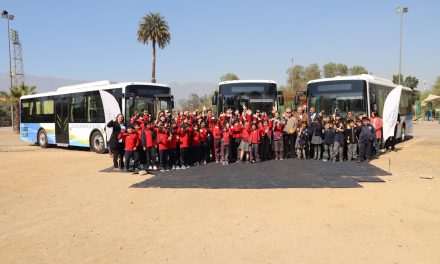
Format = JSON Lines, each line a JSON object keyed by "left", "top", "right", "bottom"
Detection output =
{"left": 177, "top": 128, "right": 191, "bottom": 148}
{"left": 157, "top": 133, "right": 168, "bottom": 150}
{"left": 232, "top": 125, "right": 243, "bottom": 139}
{"left": 222, "top": 129, "right": 232, "bottom": 145}
{"left": 118, "top": 132, "right": 140, "bottom": 151}
{"left": 192, "top": 130, "right": 201, "bottom": 147}
{"left": 199, "top": 128, "right": 208, "bottom": 142}
{"left": 212, "top": 125, "right": 222, "bottom": 140}
{"left": 249, "top": 129, "right": 261, "bottom": 144}
{"left": 167, "top": 134, "right": 178, "bottom": 149}
{"left": 141, "top": 129, "right": 155, "bottom": 148}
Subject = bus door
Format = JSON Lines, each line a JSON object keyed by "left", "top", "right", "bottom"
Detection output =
{"left": 55, "top": 100, "right": 69, "bottom": 146}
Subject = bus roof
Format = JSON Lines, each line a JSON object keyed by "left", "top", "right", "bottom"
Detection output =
{"left": 307, "top": 74, "right": 412, "bottom": 90}
{"left": 219, "top": 80, "right": 277, "bottom": 86}
{"left": 20, "top": 81, "right": 171, "bottom": 100}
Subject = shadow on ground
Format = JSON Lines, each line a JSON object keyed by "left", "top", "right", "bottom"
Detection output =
{"left": 127, "top": 159, "right": 390, "bottom": 189}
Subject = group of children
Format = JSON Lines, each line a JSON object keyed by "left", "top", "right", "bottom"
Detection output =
{"left": 110, "top": 107, "right": 383, "bottom": 172}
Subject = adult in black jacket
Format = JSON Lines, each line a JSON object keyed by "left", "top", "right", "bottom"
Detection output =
{"left": 107, "top": 114, "right": 126, "bottom": 171}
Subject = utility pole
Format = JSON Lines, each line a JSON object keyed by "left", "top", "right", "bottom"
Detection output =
{"left": 396, "top": 7, "right": 408, "bottom": 85}
{"left": 2, "top": 10, "right": 15, "bottom": 131}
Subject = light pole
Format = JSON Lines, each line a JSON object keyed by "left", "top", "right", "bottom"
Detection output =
{"left": 291, "top": 58, "right": 294, "bottom": 108}
{"left": 396, "top": 7, "right": 408, "bottom": 85}
{"left": 2, "top": 10, "right": 14, "bottom": 131}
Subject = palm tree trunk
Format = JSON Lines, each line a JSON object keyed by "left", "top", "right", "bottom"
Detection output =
{"left": 151, "top": 39, "right": 156, "bottom": 83}
{"left": 13, "top": 103, "right": 19, "bottom": 134}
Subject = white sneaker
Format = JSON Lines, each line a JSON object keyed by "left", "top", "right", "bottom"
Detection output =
{"left": 172, "top": 165, "right": 176, "bottom": 170}
{"left": 148, "top": 166, "right": 153, "bottom": 170}
{"left": 153, "top": 165, "right": 157, "bottom": 170}
{"left": 194, "top": 162, "right": 199, "bottom": 166}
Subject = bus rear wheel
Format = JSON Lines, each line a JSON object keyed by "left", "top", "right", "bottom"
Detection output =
{"left": 91, "top": 131, "right": 106, "bottom": 154}
{"left": 38, "top": 129, "right": 48, "bottom": 148}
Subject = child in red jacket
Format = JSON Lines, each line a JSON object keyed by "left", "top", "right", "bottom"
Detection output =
{"left": 168, "top": 125, "right": 179, "bottom": 170}
{"left": 156, "top": 126, "right": 169, "bottom": 172}
{"left": 118, "top": 125, "right": 140, "bottom": 171}
{"left": 249, "top": 123, "right": 261, "bottom": 163}
{"left": 177, "top": 124, "right": 191, "bottom": 169}
{"left": 141, "top": 121, "right": 157, "bottom": 171}
{"left": 191, "top": 123, "right": 202, "bottom": 165}
{"left": 272, "top": 118, "right": 285, "bottom": 160}
{"left": 211, "top": 120, "right": 222, "bottom": 163}
{"left": 220, "top": 124, "right": 232, "bottom": 165}
{"left": 133, "top": 122, "right": 144, "bottom": 170}
{"left": 199, "top": 121, "right": 209, "bottom": 165}
{"left": 232, "top": 121, "right": 243, "bottom": 162}
{"left": 238, "top": 122, "right": 251, "bottom": 163}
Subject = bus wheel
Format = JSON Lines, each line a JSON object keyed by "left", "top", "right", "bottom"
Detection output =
{"left": 91, "top": 131, "right": 106, "bottom": 154}
{"left": 38, "top": 129, "right": 48, "bottom": 148}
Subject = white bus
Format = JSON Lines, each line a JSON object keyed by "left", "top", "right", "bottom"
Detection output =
{"left": 211, "top": 80, "right": 284, "bottom": 114}
{"left": 20, "top": 80, "right": 174, "bottom": 153}
{"left": 307, "top": 74, "right": 413, "bottom": 141}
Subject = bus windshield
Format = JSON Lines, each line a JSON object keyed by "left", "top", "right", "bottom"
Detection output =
{"left": 218, "top": 82, "right": 277, "bottom": 113}
{"left": 307, "top": 80, "right": 366, "bottom": 116}
{"left": 125, "top": 85, "right": 172, "bottom": 120}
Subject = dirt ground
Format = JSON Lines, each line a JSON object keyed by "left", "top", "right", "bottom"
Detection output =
{"left": 0, "top": 122, "right": 439, "bottom": 264}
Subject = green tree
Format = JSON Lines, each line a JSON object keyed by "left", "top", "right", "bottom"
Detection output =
{"left": 0, "top": 84, "right": 36, "bottom": 133}
{"left": 137, "top": 12, "right": 171, "bottom": 83}
{"left": 392, "top": 74, "right": 420, "bottom": 102}
{"left": 287, "top": 65, "right": 306, "bottom": 92}
{"left": 323, "top": 62, "right": 348, "bottom": 78}
{"left": 220, "top": 73, "right": 239, "bottom": 82}
{"left": 433, "top": 76, "right": 440, "bottom": 96}
{"left": 304, "top": 63, "right": 321, "bottom": 81}
{"left": 349, "top": 65, "right": 368, "bottom": 75}
{"left": 392, "top": 74, "right": 403, "bottom": 85}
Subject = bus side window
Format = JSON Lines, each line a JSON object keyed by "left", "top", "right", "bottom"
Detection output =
{"left": 87, "top": 93, "right": 105, "bottom": 123}
{"left": 70, "top": 95, "right": 87, "bottom": 123}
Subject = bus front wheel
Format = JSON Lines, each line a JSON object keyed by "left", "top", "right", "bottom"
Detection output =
{"left": 38, "top": 129, "right": 48, "bottom": 148}
{"left": 91, "top": 131, "right": 106, "bottom": 154}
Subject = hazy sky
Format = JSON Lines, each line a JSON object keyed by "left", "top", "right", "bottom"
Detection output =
{"left": 1, "top": 0, "right": 439, "bottom": 89}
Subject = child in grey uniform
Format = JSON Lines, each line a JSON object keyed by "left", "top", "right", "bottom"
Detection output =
{"left": 345, "top": 119, "right": 360, "bottom": 161}
{"left": 322, "top": 122, "right": 335, "bottom": 162}
{"left": 331, "top": 121, "right": 345, "bottom": 163}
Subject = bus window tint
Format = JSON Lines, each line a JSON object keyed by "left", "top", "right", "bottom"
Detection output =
{"left": 43, "top": 100, "right": 54, "bottom": 115}
{"left": 87, "top": 93, "right": 105, "bottom": 123}
{"left": 307, "top": 80, "right": 366, "bottom": 116}
{"left": 70, "top": 95, "right": 87, "bottom": 123}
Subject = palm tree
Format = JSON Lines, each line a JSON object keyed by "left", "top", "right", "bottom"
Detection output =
{"left": 0, "top": 84, "right": 36, "bottom": 133}
{"left": 137, "top": 12, "right": 171, "bottom": 83}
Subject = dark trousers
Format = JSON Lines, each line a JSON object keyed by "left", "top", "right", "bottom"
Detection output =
{"left": 112, "top": 142, "right": 125, "bottom": 169}
{"left": 221, "top": 143, "right": 230, "bottom": 162}
{"left": 159, "top": 149, "right": 168, "bottom": 169}
{"left": 358, "top": 140, "right": 372, "bottom": 161}
{"left": 124, "top": 150, "right": 139, "bottom": 170}
{"left": 261, "top": 136, "right": 270, "bottom": 161}
{"left": 145, "top": 147, "right": 157, "bottom": 167}
{"left": 192, "top": 145, "right": 201, "bottom": 164}
{"left": 180, "top": 147, "right": 189, "bottom": 166}
{"left": 214, "top": 139, "right": 222, "bottom": 161}
{"left": 250, "top": 143, "right": 260, "bottom": 161}
{"left": 168, "top": 148, "right": 177, "bottom": 167}
{"left": 283, "top": 133, "right": 296, "bottom": 158}
{"left": 201, "top": 141, "right": 209, "bottom": 162}
{"left": 231, "top": 138, "right": 240, "bottom": 162}
{"left": 137, "top": 147, "right": 145, "bottom": 167}
{"left": 208, "top": 137, "right": 215, "bottom": 161}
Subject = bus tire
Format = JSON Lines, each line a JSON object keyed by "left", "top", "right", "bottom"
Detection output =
{"left": 90, "top": 131, "right": 106, "bottom": 154}
{"left": 38, "top": 129, "right": 48, "bottom": 148}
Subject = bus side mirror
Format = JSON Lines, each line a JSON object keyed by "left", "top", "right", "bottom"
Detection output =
{"left": 212, "top": 93, "right": 218, "bottom": 105}
{"left": 278, "top": 95, "right": 284, "bottom": 106}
